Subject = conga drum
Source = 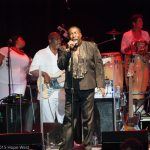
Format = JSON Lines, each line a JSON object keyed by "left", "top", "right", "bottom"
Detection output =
{"left": 101, "top": 52, "right": 123, "bottom": 91}
{"left": 134, "top": 40, "right": 149, "bottom": 55}
{"left": 130, "top": 55, "right": 149, "bottom": 100}
{"left": 125, "top": 40, "right": 149, "bottom": 100}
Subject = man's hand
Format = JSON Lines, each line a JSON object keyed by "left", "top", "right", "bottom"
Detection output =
{"left": 97, "top": 87, "right": 106, "bottom": 97}
{"left": 0, "top": 53, "right": 5, "bottom": 66}
{"left": 42, "top": 72, "right": 51, "bottom": 84}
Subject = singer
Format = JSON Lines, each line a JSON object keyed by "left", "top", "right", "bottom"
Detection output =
{"left": 58, "top": 26, "right": 105, "bottom": 150}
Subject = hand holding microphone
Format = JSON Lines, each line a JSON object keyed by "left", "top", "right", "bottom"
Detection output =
{"left": 67, "top": 39, "right": 78, "bottom": 50}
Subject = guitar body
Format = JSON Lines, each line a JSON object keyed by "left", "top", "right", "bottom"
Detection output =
{"left": 37, "top": 71, "right": 65, "bottom": 99}
{"left": 37, "top": 76, "right": 53, "bottom": 99}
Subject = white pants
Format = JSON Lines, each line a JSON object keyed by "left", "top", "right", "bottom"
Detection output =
{"left": 40, "top": 89, "right": 65, "bottom": 124}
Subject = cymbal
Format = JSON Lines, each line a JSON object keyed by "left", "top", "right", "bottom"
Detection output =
{"left": 106, "top": 29, "right": 121, "bottom": 35}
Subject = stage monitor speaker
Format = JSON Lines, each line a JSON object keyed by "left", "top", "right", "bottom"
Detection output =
{"left": 43, "top": 123, "right": 63, "bottom": 146}
{"left": 0, "top": 104, "right": 21, "bottom": 133}
{"left": 0, "top": 133, "right": 42, "bottom": 149}
{"left": 102, "top": 131, "right": 148, "bottom": 150}
{"left": 94, "top": 98, "right": 115, "bottom": 132}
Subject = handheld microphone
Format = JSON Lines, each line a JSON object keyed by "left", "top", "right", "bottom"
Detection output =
{"left": 67, "top": 39, "right": 78, "bottom": 50}
{"left": 73, "top": 39, "right": 78, "bottom": 46}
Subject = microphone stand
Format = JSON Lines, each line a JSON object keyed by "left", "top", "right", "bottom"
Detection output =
{"left": 6, "top": 46, "right": 12, "bottom": 133}
{"left": 7, "top": 47, "right": 23, "bottom": 133}
{"left": 7, "top": 47, "right": 11, "bottom": 97}
{"left": 70, "top": 50, "right": 74, "bottom": 149}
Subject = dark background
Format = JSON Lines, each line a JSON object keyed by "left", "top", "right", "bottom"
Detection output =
{"left": 0, "top": 0, "right": 150, "bottom": 57}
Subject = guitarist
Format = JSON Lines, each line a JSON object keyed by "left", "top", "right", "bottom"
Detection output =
{"left": 29, "top": 32, "right": 65, "bottom": 124}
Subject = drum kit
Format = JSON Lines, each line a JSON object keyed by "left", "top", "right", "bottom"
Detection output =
{"left": 97, "top": 29, "right": 150, "bottom": 131}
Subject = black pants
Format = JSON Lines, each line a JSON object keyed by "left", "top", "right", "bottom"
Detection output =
{"left": 60, "top": 89, "right": 94, "bottom": 150}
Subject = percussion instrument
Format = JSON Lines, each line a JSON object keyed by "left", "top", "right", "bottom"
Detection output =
{"left": 125, "top": 54, "right": 149, "bottom": 100}
{"left": 133, "top": 40, "right": 149, "bottom": 55}
{"left": 101, "top": 52, "right": 123, "bottom": 90}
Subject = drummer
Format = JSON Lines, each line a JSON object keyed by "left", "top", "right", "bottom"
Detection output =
{"left": 121, "top": 13, "right": 150, "bottom": 115}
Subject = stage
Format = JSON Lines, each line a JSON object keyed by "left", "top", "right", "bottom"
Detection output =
{"left": 0, "top": 130, "right": 149, "bottom": 150}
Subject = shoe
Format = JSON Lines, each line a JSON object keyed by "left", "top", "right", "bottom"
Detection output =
{"left": 73, "top": 142, "right": 85, "bottom": 150}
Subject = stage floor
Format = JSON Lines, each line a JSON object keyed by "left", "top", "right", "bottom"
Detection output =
{"left": 45, "top": 144, "right": 150, "bottom": 150}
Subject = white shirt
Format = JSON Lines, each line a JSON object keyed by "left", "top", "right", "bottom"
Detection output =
{"left": 29, "top": 46, "right": 64, "bottom": 99}
{"left": 0, "top": 47, "right": 30, "bottom": 99}
{"left": 121, "top": 30, "right": 150, "bottom": 54}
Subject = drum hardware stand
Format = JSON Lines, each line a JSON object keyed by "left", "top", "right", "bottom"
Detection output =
{"left": 134, "top": 92, "right": 150, "bottom": 116}
{"left": 97, "top": 36, "right": 116, "bottom": 46}
{"left": 112, "top": 59, "right": 117, "bottom": 131}
{"left": 19, "top": 95, "right": 23, "bottom": 133}
{"left": 112, "top": 59, "right": 124, "bottom": 131}
{"left": 25, "top": 85, "right": 36, "bottom": 132}
{"left": 145, "top": 92, "right": 150, "bottom": 115}
{"left": 28, "top": 84, "right": 36, "bottom": 125}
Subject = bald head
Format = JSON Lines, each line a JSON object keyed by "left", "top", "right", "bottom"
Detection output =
{"left": 48, "top": 32, "right": 62, "bottom": 50}
{"left": 48, "top": 32, "right": 61, "bottom": 41}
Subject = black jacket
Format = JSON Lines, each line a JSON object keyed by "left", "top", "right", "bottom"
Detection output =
{"left": 57, "top": 41, "right": 105, "bottom": 90}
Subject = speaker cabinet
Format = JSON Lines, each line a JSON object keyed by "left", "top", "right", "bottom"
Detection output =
{"left": 43, "top": 123, "right": 63, "bottom": 146}
{"left": 102, "top": 131, "right": 148, "bottom": 150}
{"left": 0, "top": 104, "right": 23, "bottom": 133}
{"left": 0, "top": 133, "right": 42, "bottom": 149}
{"left": 94, "top": 98, "right": 115, "bottom": 144}
{"left": 0, "top": 102, "right": 40, "bottom": 133}
{"left": 94, "top": 98, "right": 115, "bottom": 132}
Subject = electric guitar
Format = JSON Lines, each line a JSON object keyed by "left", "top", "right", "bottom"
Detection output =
{"left": 122, "top": 62, "right": 140, "bottom": 131}
{"left": 37, "top": 71, "right": 65, "bottom": 99}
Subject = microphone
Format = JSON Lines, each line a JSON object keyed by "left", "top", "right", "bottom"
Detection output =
{"left": 68, "top": 39, "right": 78, "bottom": 50}
{"left": 73, "top": 39, "right": 78, "bottom": 46}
